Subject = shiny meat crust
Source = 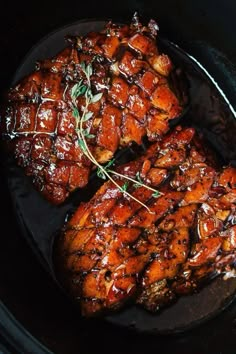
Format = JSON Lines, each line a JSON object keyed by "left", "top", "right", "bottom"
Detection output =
{"left": 55, "top": 126, "right": 236, "bottom": 316}
{"left": 1, "top": 16, "right": 183, "bottom": 204}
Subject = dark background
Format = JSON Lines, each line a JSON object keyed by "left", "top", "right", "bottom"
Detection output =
{"left": 1, "top": 1, "right": 236, "bottom": 353}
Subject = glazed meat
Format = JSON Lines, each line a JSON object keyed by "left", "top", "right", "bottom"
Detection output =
{"left": 1, "top": 15, "right": 184, "bottom": 204}
{"left": 55, "top": 126, "right": 236, "bottom": 316}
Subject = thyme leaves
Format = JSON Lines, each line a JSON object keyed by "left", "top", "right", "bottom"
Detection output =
{"left": 72, "top": 61, "right": 161, "bottom": 212}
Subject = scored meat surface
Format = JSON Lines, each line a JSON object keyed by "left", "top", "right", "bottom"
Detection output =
{"left": 1, "top": 15, "right": 184, "bottom": 204}
{"left": 55, "top": 126, "right": 236, "bottom": 316}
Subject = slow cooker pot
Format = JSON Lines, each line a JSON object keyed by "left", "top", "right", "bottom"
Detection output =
{"left": 1, "top": 1, "right": 236, "bottom": 353}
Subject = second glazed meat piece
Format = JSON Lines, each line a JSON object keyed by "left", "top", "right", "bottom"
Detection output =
{"left": 1, "top": 15, "right": 184, "bottom": 204}
{"left": 55, "top": 126, "right": 191, "bottom": 316}
{"left": 55, "top": 126, "right": 236, "bottom": 316}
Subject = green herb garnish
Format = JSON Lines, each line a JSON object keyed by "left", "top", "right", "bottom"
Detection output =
{"left": 72, "top": 61, "right": 161, "bottom": 212}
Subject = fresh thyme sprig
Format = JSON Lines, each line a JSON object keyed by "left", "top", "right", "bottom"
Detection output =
{"left": 71, "top": 61, "right": 161, "bottom": 212}
{"left": 106, "top": 170, "right": 161, "bottom": 198}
